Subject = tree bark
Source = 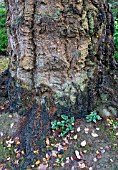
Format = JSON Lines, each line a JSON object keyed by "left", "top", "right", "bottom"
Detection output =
{"left": 5, "top": 0, "right": 118, "bottom": 167}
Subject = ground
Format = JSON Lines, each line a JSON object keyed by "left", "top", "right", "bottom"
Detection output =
{"left": 0, "top": 58, "right": 118, "bottom": 170}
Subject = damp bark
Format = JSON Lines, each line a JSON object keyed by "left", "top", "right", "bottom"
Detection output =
{"left": 4, "top": 0, "right": 118, "bottom": 168}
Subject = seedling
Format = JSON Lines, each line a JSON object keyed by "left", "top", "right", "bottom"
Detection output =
{"left": 86, "top": 112, "right": 102, "bottom": 123}
{"left": 51, "top": 114, "right": 74, "bottom": 136}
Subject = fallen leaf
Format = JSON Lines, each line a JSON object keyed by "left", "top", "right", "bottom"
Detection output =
{"left": 0, "top": 131, "right": 3, "bottom": 137}
{"left": 79, "top": 163, "right": 86, "bottom": 169}
{"left": 42, "top": 158, "right": 47, "bottom": 162}
{"left": 58, "top": 144, "right": 63, "bottom": 151}
{"left": 14, "top": 137, "right": 20, "bottom": 144}
{"left": 101, "top": 149, "right": 105, "bottom": 154}
{"left": 10, "top": 123, "right": 14, "bottom": 128}
{"left": 84, "top": 127, "right": 89, "bottom": 134}
{"left": 35, "top": 160, "right": 41, "bottom": 165}
{"left": 46, "top": 153, "right": 50, "bottom": 160}
{"left": 21, "top": 151, "right": 24, "bottom": 155}
{"left": 16, "top": 153, "right": 20, "bottom": 159}
{"left": 7, "top": 144, "right": 11, "bottom": 148}
{"left": 96, "top": 154, "right": 102, "bottom": 159}
{"left": 0, "top": 106, "right": 4, "bottom": 111}
{"left": 110, "top": 158, "right": 114, "bottom": 162}
{"left": 58, "top": 154, "right": 62, "bottom": 158}
{"left": 81, "top": 140, "right": 86, "bottom": 147}
{"left": 46, "top": 138, "right": 50, "bottom": 146}
{"left": 93, "top": 157, "right": 97, "bottom": 162}
{"left": 8, "top": 114, "right": 12, "bottom": 118}
{"left": 91, "top": 132, "right": 98, "bottom": 137}
{"left": 61, "top": 162, "right": 65, "bottom": 167}
{"left": 66, "top": 157, "right": 70, "bottom": 163}
{"left": 96, "top": 150, "right": 100, "bottom": 154}
{"left": 37, "top": 164, "right": 47, "bottom": 170}
{"left": 63, "top": 146, "right": 68, "bottom": 150}
{"left": 83, "top": 150, "right": 87, "bottom": 153}
{"left": 14, "top": 160, "right": 19, "bottom": 165}
{"left": 33, "top": 150, "right": 39, "bottom": 154}
{"left": 31, "top": 165, "right": 35, "bottom": 168}
{"left": 75, "top": 150, "right": 81, "bottom": 159}
{"left": 7, "top": 157, "right": 10, "bottom": 160}
{"left": 73, "top": 135, "right": 78, "bottom": 140}
{"left": 116, "top": 132, "right": 118, "bottom": 136}
{"left": 52, "top": 150, "right": 57, "bottom": 157}
{"left": 6, "top": 138, "right": 14, "bottom": 144}
{"left": 77, "top": 127, "right": 81, "bottom": 132}
{"left": 89, "top": 167, "right": 93, "bottom": 170}
{"left": 0, "top": 164, "right": 5, "bottom": 167}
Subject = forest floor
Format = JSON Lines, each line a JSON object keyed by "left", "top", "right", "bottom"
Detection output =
{"left": 0, "top": 57, "right": 118, "bottom": 170}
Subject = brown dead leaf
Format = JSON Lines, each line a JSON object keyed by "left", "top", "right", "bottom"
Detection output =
{"left": 58, "top": 154, "right": 62, "bottom": 158}
{"left": 63, "top": 146, "right": 68, "bottom": 150}
{"left": 46, "top": 138, "right": 50, "bottom": 146}
{"left": 0, "top": 106, "right": 4, "bottom": 111}
{"left": 0, "top": 164, "right": 5, "bottom": 167}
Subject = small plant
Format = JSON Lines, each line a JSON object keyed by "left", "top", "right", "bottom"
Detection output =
{"left": 51, "top": 114, "right": 74, "bottom": 136}
{"left": 107, "top": 119, "right": 118, "bottom": 129}
{"left": 86, "top": 112, "right": 102, "bottom": 123}
{"left": 55, "top": 158, "right": 64, "bottom": 167}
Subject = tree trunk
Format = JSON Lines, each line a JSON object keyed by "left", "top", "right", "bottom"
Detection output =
{"left": 5, "top": 0, "right": 118, "bottom": 167}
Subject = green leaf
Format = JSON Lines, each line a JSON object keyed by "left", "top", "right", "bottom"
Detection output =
{"left": 70, "top": 117, "right": 74, "bottom": 123}
{"left": 61, "top": 115, "right": 68, "bottom": 120}
{"left": 93, "top": 119, "right": 96, "bottom": 123}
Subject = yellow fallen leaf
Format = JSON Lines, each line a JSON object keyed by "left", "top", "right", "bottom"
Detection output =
{"left": 35, "top": 160, "right": 41, "bottom": 165}
{"left": 81, "top": 140, "right": 86, "bottom": 147}
{"left": 21, "top": 151, "right": 24, "bottom": 155}
{"left": 33, "top": 150, "right": 39, "bottom": 154}
{"left": 73, "top": 135, "right": 77, "bottom": 140}
{"left": 42, "top": 158, "right": 47, "bottom": 162}
{"left": 16, "top": 141, "right": 20, "bottom": 145}
{"left": 7, "top": 144, "right": 11, "bottom": 148}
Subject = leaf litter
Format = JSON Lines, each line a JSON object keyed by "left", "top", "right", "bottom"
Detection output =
{"left": 0, "top": 111, "right": 118, "bottom": 170}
